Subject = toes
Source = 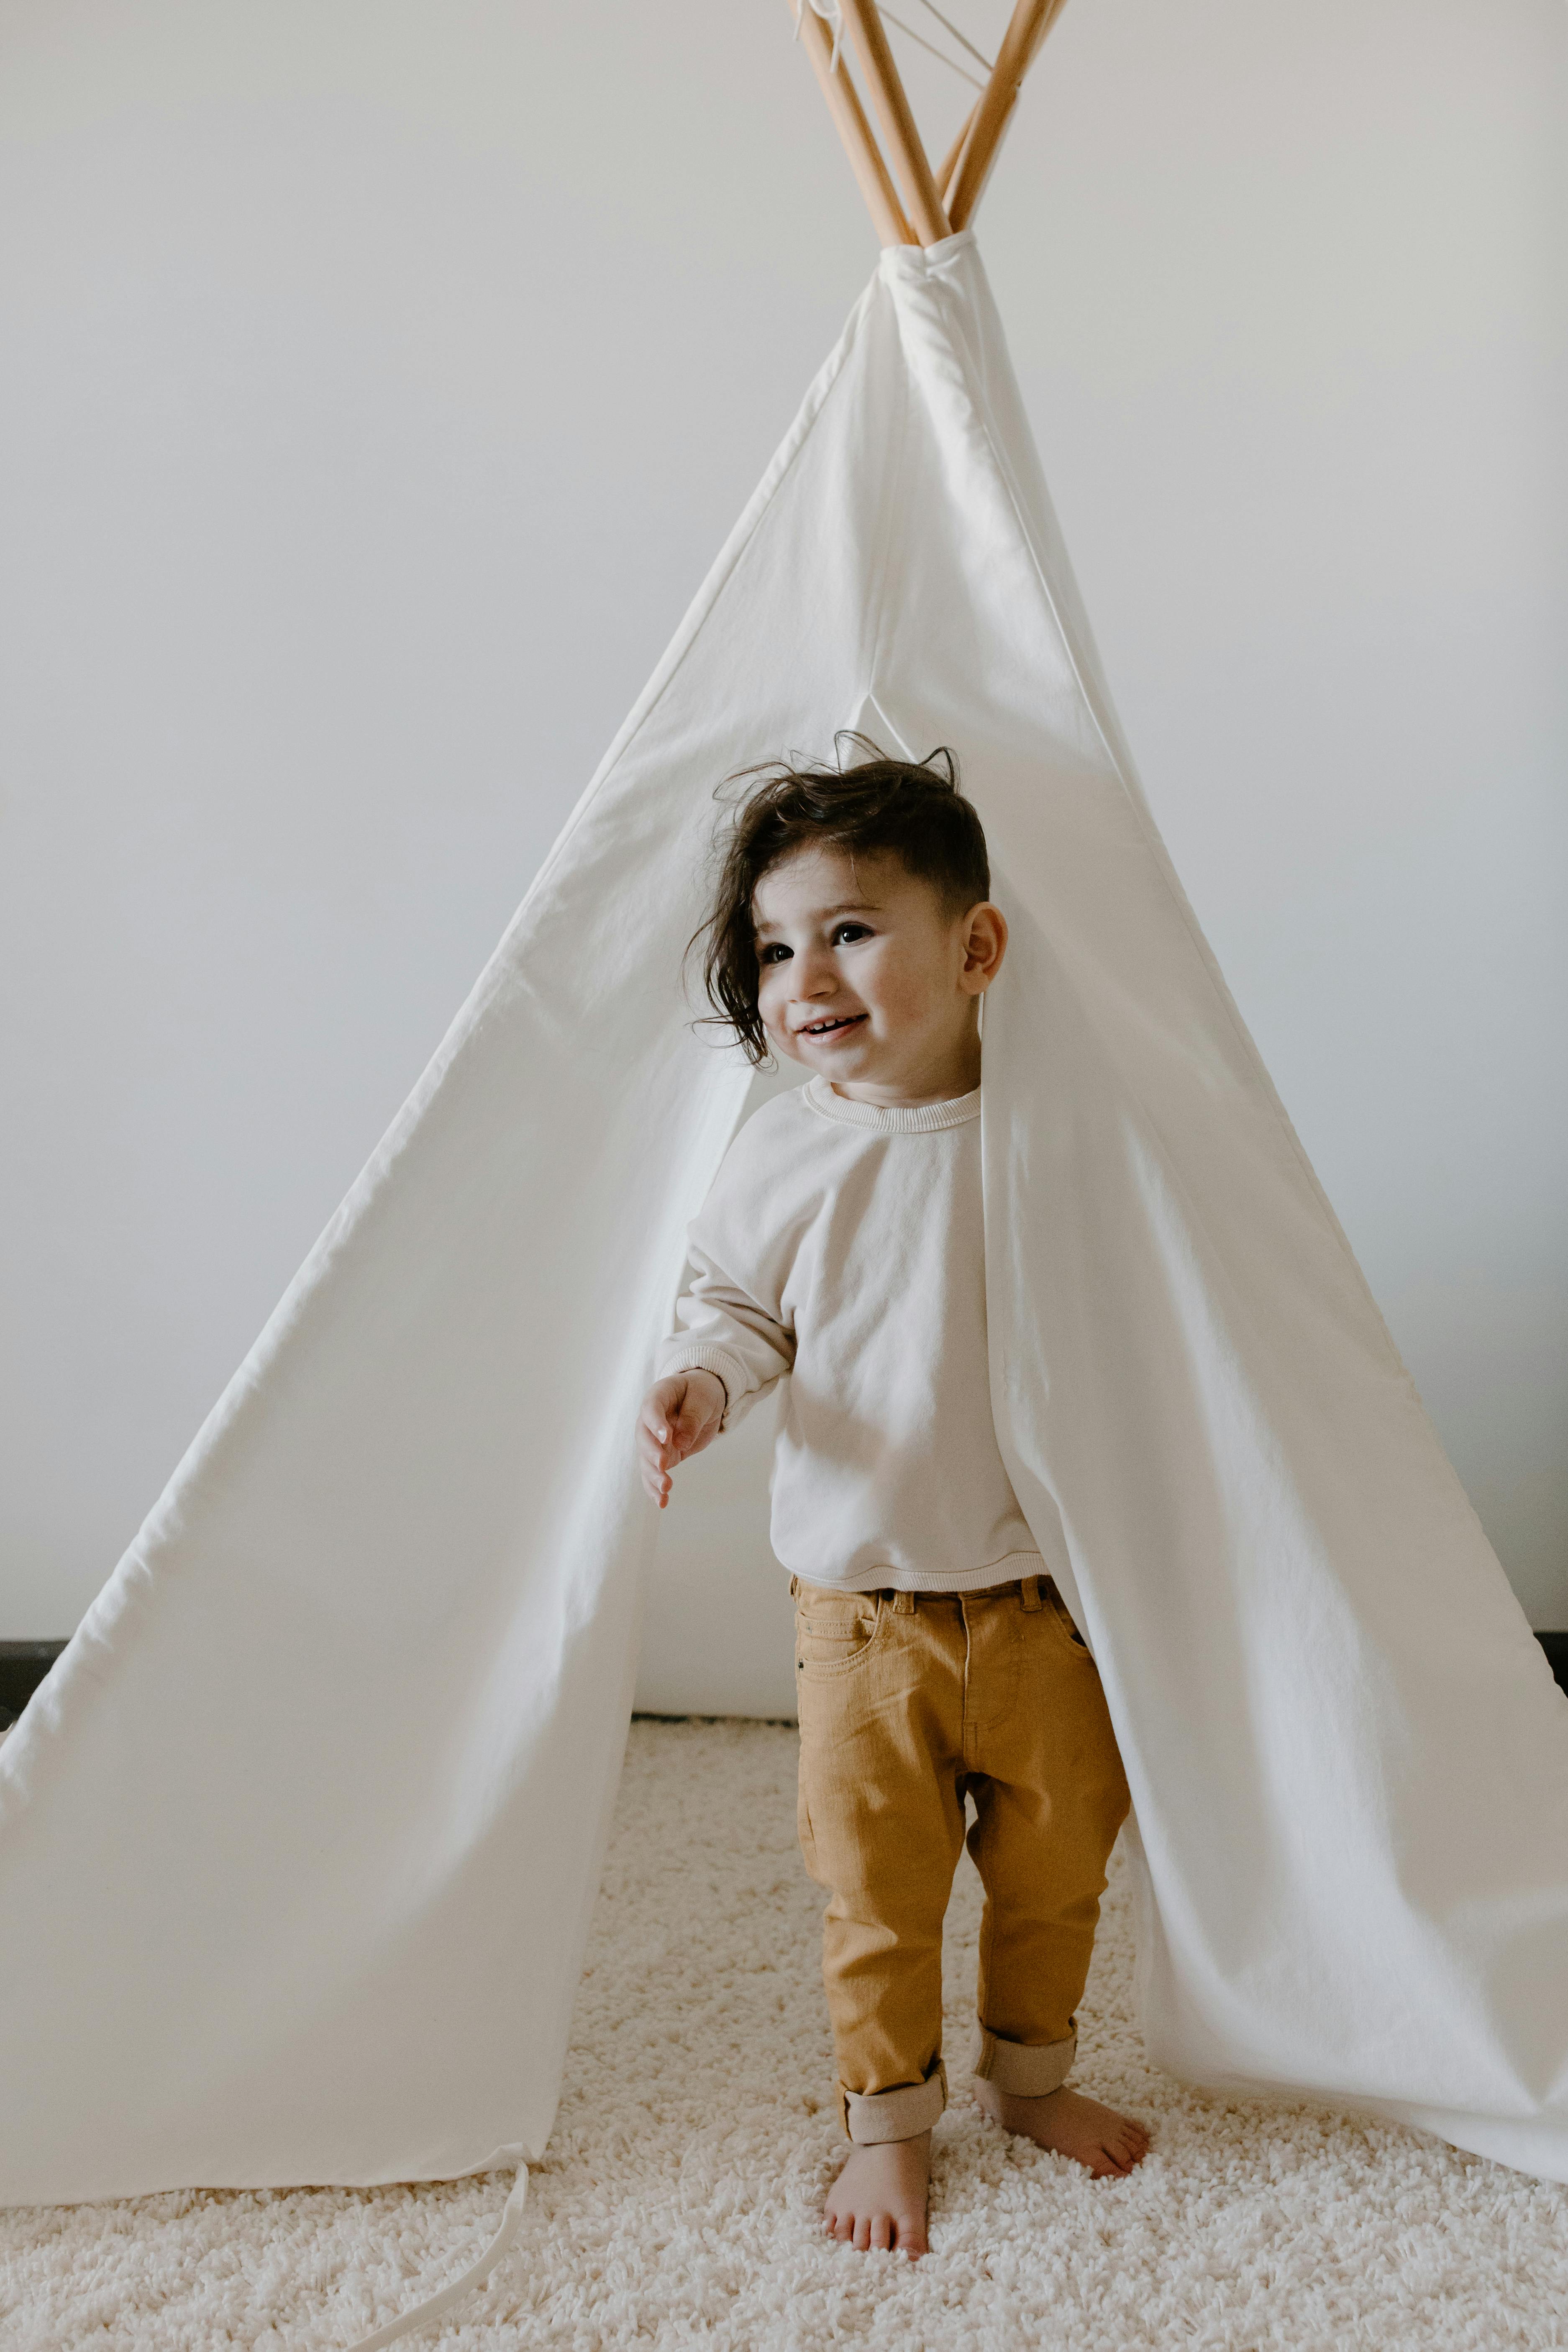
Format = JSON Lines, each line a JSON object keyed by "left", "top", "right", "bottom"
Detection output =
{"left": 852, "top": 2214, "right": 872, "bottom": 2252}
{"left": 1091, "top": 2124, "right": 1151, "bottom": 2176}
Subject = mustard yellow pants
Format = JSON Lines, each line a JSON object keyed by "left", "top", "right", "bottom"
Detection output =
{"left": 792, "top": 1573, "right": 1130, "bottom": 2144}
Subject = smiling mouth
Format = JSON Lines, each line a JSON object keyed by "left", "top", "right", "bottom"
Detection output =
{"left": 797, "top": 1012, "right": 868, "bottom": 1040}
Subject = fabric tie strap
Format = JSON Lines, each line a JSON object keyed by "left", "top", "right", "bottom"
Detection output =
{"left": 334, "top": 2164, "right": 529, "bottom": 2352}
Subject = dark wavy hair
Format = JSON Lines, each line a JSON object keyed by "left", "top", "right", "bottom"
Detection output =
{"left": 690, "top": 734, "right": 990, "bottom": 1067}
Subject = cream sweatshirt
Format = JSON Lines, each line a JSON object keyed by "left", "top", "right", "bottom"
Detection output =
{"left": 657, "top": 1074, "right": 1043, "bottom": 1593}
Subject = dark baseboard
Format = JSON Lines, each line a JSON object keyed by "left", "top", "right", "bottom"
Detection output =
{"left": 5, "top": 1632, "right": 1568, "bottom": 1731}
{"left": 1538, "top": 1631, "right": 1568, "bottom": 1694}
{"left": 0, "top": 1641, "right": 67, "bottom": 1723}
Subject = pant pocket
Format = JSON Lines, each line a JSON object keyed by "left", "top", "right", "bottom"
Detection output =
{"left": 794, "top": 1586, "right": 884, "bottom": 1678}
{"left": 1043, "top": 1578, "right": 1089, "bottom": 1649}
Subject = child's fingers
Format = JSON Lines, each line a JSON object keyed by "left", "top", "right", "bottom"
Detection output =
{"left": 667, "top": 1402, "right": 705, "bottom": 1460}
{"left": 638, "top": 1408, "right": 682, "bottom": 1463}
{"left": 637, "top": 1441, "right": 677, "bottom": 1505}
{"left": 639, "top": 1458, "right": 672, "bottom": 1507}
{"left": 638, "top": 1397, "right": 671, "bottom": 1447}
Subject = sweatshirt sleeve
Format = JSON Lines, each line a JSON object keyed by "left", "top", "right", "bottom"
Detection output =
{"left": 656, "top": 1240, "right": 795, "bottom": 1430}
{"left": 655, "top": 1122, "right": 798, "bottom": 1431}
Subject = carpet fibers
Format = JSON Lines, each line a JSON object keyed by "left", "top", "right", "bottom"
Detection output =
{"left": 3, "top": 1718, "right": 1565, "bottom": 2349}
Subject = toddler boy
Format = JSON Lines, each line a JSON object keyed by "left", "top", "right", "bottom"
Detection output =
{"left": 636, "top": 749, "right": 1147, "bottom": 2255}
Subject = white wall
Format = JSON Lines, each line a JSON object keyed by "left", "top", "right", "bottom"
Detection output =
{"left": 2, "top": 5, "right": 1563, "bottom": 1711}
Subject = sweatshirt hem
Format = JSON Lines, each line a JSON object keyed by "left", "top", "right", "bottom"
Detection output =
{"left": 784, "top": 1548, "right": 1045, "bottom": 1595}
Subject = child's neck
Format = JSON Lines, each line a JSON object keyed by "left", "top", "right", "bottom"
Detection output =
{"left": 828, "top": 1023, "right": 981, "bottom": 1110}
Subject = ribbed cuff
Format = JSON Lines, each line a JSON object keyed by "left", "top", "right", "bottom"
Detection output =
{"left": 972, "top": 2024, "right": 1076, "bottom": 2097}
{"left": 840, "top": 2059, "right": 947, "bottom": 2144}
{"left": 657, "top": 1348, "right": 748, "bottom": 1430}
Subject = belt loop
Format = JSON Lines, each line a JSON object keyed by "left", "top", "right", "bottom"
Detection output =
{"left": 892, "top": 1588, "right": 916, "bottom": 1616}
{"left": 1020, "top": 1574, "right": 1043, "bottom": 1612}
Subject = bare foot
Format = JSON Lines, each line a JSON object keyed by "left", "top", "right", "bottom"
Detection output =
{"left": 974, "top": 2080, "right": 1150, "bottom": 2178}
{"left": 823, "top": 2129, "right": 932, "bottom": 2255}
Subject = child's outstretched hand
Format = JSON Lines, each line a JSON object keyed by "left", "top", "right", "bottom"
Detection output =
{"left": 638, "top": 1370, "right": 727, "bottom": 1507}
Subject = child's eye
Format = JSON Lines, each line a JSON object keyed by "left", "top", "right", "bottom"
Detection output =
{"left": 832, "top": 923, "right": 872, "bottom": 945}
{"left": 757, "top": 942, "right": 791, "bottom": 965}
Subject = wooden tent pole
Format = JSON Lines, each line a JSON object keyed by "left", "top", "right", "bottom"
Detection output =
{"left": 792, "top": 1, "right": 915, "bottom": 247}
{"left": 945, "top": 0, "right": 1066, "bottom": 231}
{"left": 835, "top": 0, "right": 952, "bottom": 246}
{"left": 938, "top": 102, "right": 976, "bottom": 205}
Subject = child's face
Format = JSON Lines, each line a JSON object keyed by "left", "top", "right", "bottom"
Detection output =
{"left": 751, "top": 845, "right": 1006, "bottom": 1102}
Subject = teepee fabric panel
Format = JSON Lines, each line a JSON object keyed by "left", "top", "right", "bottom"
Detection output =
{"left": 2, "top": 231, "right": 1565, "bottom": 2206}
{"left": 846, "top": 245, "right": 1568, "bottom": 2174}
{"left": 0, "top": 264, "right": 906, "bottom": 2204}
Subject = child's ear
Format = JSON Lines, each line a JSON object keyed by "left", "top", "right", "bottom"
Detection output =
{"left": 961, "top": 902, "right": 1008, "bottom": 993}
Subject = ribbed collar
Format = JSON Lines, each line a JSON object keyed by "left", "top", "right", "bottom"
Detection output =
{"left": 803, "top": 1075, "right": 981, "bottom": 1134}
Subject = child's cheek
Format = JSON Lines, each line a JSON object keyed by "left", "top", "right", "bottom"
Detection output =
{"left": 757, "top": 983, "right": 793, "bottom": 1058}
{"left": 867, "top": 954, "right": 922, "bottom": 1032}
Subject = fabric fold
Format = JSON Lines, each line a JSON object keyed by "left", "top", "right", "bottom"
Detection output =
{"left": 843, "top": 2063, "right": 949, "bottom": 2144}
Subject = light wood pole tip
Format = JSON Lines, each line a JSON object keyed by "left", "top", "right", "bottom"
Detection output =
{"left": 945, "top": 0, "right": 1066, "bottom": 231}
{"left": 837, "top": 0, "right": 952, "bottom": 247}
{"left": 789, "top": 0, "right": 1069, "bottom": 249}
{"left": 792, "top": 0, "right": 914, "bottom": 246}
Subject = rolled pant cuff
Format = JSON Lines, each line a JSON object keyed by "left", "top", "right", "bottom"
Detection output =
{"left": 972, "top": 2024, "right": 1076, "bottom": 2097}
{"left": 840, "top": 2060, "right": 948, "bottom": 2144}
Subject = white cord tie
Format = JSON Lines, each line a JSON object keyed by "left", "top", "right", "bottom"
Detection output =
{"left": 333, "top": 2163, "right": 530, "bottom": 2352}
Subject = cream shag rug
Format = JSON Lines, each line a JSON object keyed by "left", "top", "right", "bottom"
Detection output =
{"left": 4, "top": 1719, "right": 1566, "bottom": 2351}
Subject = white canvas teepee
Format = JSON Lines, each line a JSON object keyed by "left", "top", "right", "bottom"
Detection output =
{"left": 3, "top": 0, "right": 1566, "bottom": 2252}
